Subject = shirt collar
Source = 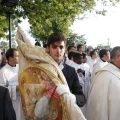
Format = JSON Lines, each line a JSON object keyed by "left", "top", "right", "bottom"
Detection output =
{"left": 8, "top": 63, "right": 16, "bottom": 67}
{"left": 110, "top": 61, "right": 120, "bottom": 69}
{"left": 101, "top": 58, "right": 106, "bottom": 62}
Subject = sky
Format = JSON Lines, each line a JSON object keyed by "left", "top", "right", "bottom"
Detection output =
{"left": 20, "top": 2, "right": 120, "bottom": 48}
{"left": 70, "top": 2, "right": 120, "bottom": 48}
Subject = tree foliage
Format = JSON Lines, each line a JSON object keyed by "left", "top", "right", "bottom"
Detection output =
{"left": 67, "top": 32, "right": 86, "bottom": 46}
{"left": 19, "top": 0, "right": 95, "bottom": 43}
{"left": 0, "top": 0, "right": 119, "bottom": 44}
{"left": 0, "top": 41, "right": 8, "bottom": 50}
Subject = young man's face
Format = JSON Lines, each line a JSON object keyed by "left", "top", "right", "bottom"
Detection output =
{"left": 87, "top": 49, "right": 92, "bottom": 56}
{"left": 68, "top": 47, "right": 76, "bottom": 53}
{"left": 74, "top": 56, "right": 83, "bottom": 64}
{"left": 12, "top": 50, "right": 19, "bottom": 64}
{"left": 47, "top": 41, "right": 66, "bottom": 63}
{"left": 9, "top": 50, "right": 19, "bottom": 65}
{"left": 78, "top": 46, "right": 84, "bottom": 53}
{"left": 76, "top": 57, "right": 83, "bottom": 64}
{"left": 83, "top": 56, "right": 87, "bottom": 63}
{"left": 104, "top": 51, "right": 110, "bottom": 62}
{"left": 93, "top": 51, "right": 98, "bottom": 59}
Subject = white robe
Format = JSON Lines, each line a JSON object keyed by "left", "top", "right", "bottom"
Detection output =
{"left": 87, "top": 58, "right": 97, "bottom": 73}
{"left": 86, "top": 63, "right": 120, "bottom": 120}
{"left": 65, "top": 59, "right": 74, "bottom": 66}
{"left": 78, "top": 63, "right": 91, "bottom": 116}
{"left": 0, "top": 64, "right": 24, "bottom": 120}
{"left": 69, "top": 62, "right": 91, "bottom": 96}
{"left": 67, "top": 60, "right": 84, "bottom": 92}
{"left": 91, "top": 59, "right": 108, "bottom": 81}
{"left": 82, "top": 63, "right": 91, "bottom": 99}
{"left": 86, "top": 55, "right": 91, "bottom": 62}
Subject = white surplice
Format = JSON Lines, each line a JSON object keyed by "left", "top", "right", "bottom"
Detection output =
{"left": 69, "top": 62, "right": 84, "bottom": 91}
{"left": 91, "top": 58, "right": 108, "bottom": 81}
{"left": 0, "top": 64, "right": 24, "bottom": 120}
{"left": 68, "top": 61, "right": 91, "bottom": 98}
{"left": 86, "top": 55, "right": 91, "bottom": 62}
{"left": 87, "top": 58, "right": 97, "bottom": 74}
{"left": 86, "top": 63, "right": 120, "bottom": 120}
{"left": 65, "top": 59, "right": 74, "bottom": 67}
{"left": 81, "top": 63, "right": 91, "bottom": 100}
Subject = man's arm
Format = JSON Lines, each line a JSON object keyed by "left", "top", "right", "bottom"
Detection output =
{"left": 71, "top": 68, "right": 86, "bottom": 107}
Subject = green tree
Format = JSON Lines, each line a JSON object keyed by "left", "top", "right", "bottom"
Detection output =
{"left": 0, "top": 41, "right": 9, "bottom": 50}
{"left": 0, "top": 15, "right": 7, "bottom": 38}
{"left": 67, "top": 33, "right": 86, "bottom": 46}
{"left": 20, "top": 0, "right": 96, "bottom": 42}
{"left": 0, "top": 0, "right": 119, "bottom": 43}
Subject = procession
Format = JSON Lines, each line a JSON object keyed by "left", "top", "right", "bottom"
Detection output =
{"left": 0, "top": 0, "right": 120, "bottom": 120}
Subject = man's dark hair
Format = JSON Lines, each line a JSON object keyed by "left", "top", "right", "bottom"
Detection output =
{"left": 47, "top": 32, "right": 66, "bottom": 47}
{"left": 86, "top": 48, "right": 92, "bottom": 52}
{"left": 82, "top": 52, "right": 87, "bottom": 59}
{"left": 68, "top": 52, "right": 75, "bottom": 60}
{"left": 99, "top": 49, "right": 109, "bottom": 59}
{"left": 73, "top": 52, "right": 83, "bottom": 60}
{"left": 43, "top": 44, "right": 48, "bottom": 48}
{"left": 77, "top": 44, "right": 83, "bottom": 51}
{"left": 67, "top": 45, "right": 75, "bottom": 51}
{"left": 90, "top": 50, "right": 96, "bottom": 57}
{"left": 6, "top": 48, "right": 17, "bottom": 61}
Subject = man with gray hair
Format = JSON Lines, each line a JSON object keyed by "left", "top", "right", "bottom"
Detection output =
{"left": 86, "top": 46, "right": 120, "bottom": 120}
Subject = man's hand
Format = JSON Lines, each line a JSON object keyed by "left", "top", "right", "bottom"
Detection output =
{"left": 56, "top": 84, "right": 76, "bottom": 103}
{"left": 77, "top": 69, "right": 84, "bottom": 74}
{"left": 56, "top": 84, "right": 70, "bottom": 95}
{"left": 76, "top": 95, "right": 86, "bottom": 107}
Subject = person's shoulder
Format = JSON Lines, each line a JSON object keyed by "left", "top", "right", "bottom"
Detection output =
{"left": 64, "top": 63, "right": 76, "bottom": 71}
{"left": 1, "top": 63, "right": 8, "bottom": 69}
{"left": 0, "top": 64, "right": 8, "bottom": 71}
{"left": 64, "top": 63, "right": 74, "bottom": 68}
{"left": 93, "top": 59, "right": 101, "bottom": 67}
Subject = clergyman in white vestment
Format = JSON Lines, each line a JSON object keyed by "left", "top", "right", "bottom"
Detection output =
{"left": 0, "top": 48, "right": 24, "bottom": 120}
{"left": 91, "top": 49, "right": 110, "bottom": 81}
{"left": 86, "top": 46, "right": 120, "bottom": 120}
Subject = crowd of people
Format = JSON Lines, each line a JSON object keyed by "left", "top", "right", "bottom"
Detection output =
{"left": 0, "top": 27, "right": 120, "bottom": 120}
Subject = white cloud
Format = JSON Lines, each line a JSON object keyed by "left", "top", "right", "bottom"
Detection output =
{"left": 70, "top": 2, "right": 120, "bottom": 48}
{"left": 19, "top": 2, "right": 120, "bottom": 48}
